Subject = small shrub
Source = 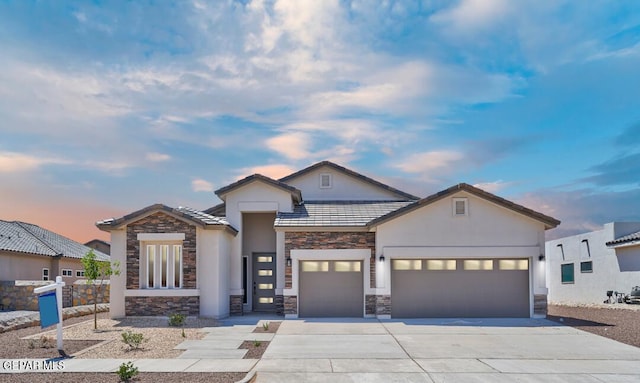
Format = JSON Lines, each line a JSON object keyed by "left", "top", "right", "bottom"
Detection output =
{"left": 168, "top": 313, "right": 186, "bottom": 327}
{"left": 253, "top": 339, "right": 261, "bottom": 347}
{"left": 117, "top": 361, "right": 139, "bottom": 382}
{"left": 262, "top": 321, "right": 270, "bottom": 331}
{"left": 39, "top": 335, "right": 55, "bottom": 349}
{"left": 28, "top": 339, "right": 36, "bottom": 349}
{"left": 121, "top": 330, "right": 147, "bottom": 350}
{"left": 181, "top": 328, "right": 186, "bottom": 338}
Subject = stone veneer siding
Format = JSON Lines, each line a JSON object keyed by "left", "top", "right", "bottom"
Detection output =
{"left": 126, "top": 212, "right": 197, "bottom": 290}
{"left": 275, "top": 294, "right": 284, "bottom": 315}
{"left": 230, "top": 295, "right": 243, "bottom": 316}
{"left": 284, "top": 232, "right": 376, "bottom": 289}
{"left": 376, "top": 294, "right": 391, "bottom": 316}
{"left": 125, "top": 296, "right": 199, "bottom": 316}
{"left": 284, "top": 295, "right": 298, "bottom": 315}
{"left": 365, "top": 294, "right": 376, "bottom": 316}
{"left": 534, "top": 294, "right": 547, "bottom": 317}
{"left": 0, "top": 280, "right": 110, "bottom": 310}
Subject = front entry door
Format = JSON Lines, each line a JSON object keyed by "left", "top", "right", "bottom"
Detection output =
{"left": 252, "top": 253, "right": 276, "bottom": 312}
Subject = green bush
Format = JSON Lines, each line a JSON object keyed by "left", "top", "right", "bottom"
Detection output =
{"left": 121, "top": 330, "right": 146, "bottom": 350}
{"left": 168, "top": 313, "right": 186, "bottom": 327}
{"left": 117, "top": 361, "right": 138, "bottom": 382}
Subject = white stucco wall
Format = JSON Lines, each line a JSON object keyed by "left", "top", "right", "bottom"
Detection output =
{"left": 223, "top": 181, "right": 293, "bottom": 298}
{"left": 285, "top": 165, "right": 405, "bottom": 201}
{"left": 197, "top": 228, "right": 231, "bottom": 318}
{"left": 109, "top": 229, "right": 127, "bottom": 318}
{"left": 546, "top": 222, "right": 640, "bottom": 305}
{"left": 375, "top": 191, "right": 547, "bottom": 316}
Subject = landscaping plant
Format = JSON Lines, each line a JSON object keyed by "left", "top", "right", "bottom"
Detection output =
{"left": 168, "top": 312, "right": 186, "bottom": 327}
{"left": 81, "top": 249, "right": 120, "bottom": 330}
{"left": 116, "top": 361, "right": 139, "bottom": 382}
{"left": 121, "top": 330, "right": 147, "bottom": 350}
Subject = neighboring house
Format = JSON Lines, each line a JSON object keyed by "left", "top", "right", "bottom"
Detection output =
{"left": 0, "top": 220, "right": 110, "bottom": 282}
{"left": 546, "top": 222, "right": 640, "bottom": 305}
{"left": 85, "top": 239, "right": 111, "bottom": 255}
{"left": 98, "top": 161, "right": 559, "bottom": 319}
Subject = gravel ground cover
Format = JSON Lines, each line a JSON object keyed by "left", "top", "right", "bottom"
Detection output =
{"left": 0, "top": 312, "right": 110, "bottom": 359}
{"left": 0, "top": 313, "right": 277, "bottom": 382}
{"left": 240, "top": 340, "right": 269, "bottom": 359}
{"left": 0, "top": 372, "right": 246, "bottom": 383}
{"left": 548, "top": 303, "right": 640, "bottom": 348}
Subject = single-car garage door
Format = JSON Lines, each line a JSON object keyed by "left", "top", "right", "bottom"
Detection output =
{"left": 391, "top": 258, "right": 529, "bottom": 318}
{"left": 299, "top": 260, "right": 363, "bottom": 317}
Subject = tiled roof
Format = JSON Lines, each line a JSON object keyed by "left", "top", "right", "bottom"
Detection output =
{"left": 96, "top": 204, "right": 238, "bottom": 235}
{"left": 0, "top": 220, "right": 110, "bottom": 261}
{"left": 606, "top": 230, "right": 640, "bottom": 247}
{"left": 275, "top": 201, "right": 414, "bottom": 227}
{"left": 368, "top": 183, "right": 561, "bottom": 229}
{"left": 175, "top": 206, "right": 232, "bottom": 226}
{"left": 215, "top": 174, "right": 302, "bottom": 203}
{"left": 279, "top": 161, "right": 420, "bottom": 201}
{"left": 203, "top": 203, "right": 225, "bottom": 216}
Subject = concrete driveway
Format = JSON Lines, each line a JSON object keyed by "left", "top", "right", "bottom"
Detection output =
{"left": 253, "top": 318, "right": 640, "bottom": 382}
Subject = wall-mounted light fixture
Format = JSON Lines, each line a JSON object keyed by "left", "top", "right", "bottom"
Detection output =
{"left": 286, "top": 256, "right": 292, "bottom": 267}
{"left": 538, "top": 254, "right": 545, "bottom": 261}
{"left": 379, "top": 254, "right": 385, "bottom": 262}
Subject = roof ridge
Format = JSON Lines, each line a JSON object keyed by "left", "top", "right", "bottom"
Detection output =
{"left": 279, "top": 161, "right": 420, "bottom": 201}
{"left": 13, "top": 221, "right": 61, "bottom": 256}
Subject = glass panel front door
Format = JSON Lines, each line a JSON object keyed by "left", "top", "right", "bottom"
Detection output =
{"left": 252, "top": 253, "right": 276, "bottom": 311}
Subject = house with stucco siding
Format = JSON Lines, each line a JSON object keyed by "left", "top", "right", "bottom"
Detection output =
{"left": 546, "top": 222, "right": 640, "bottom": 305}
{"left": 0, "top": 219, "right": 110, "bottom": 283}
{"left": 98, "top": 161, "right": 559, "bottom": 319}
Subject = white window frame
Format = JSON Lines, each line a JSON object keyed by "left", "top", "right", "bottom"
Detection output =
{"left": 42, "top": 268, "right": 49, "bottom": 281}
{"left": 140, "top": 241, "right": 183, "bottom": 289}
{"left": 452, "top": 197, "right": 468, "bottom": 216}
{"left": 76, "top": 270, "right": 85, "bottom": 277}
{"left": 319, "top": 173, "right": 332, "bottom": 189}
{"left": 61, "top": 269, "right": 73, "bottom": 277}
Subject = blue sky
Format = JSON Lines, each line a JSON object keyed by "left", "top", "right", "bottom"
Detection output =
{"left": 0, "top": 0, "right": 639, "bottom": 242}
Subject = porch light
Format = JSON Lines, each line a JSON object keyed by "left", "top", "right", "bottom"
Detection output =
{"left": 538, "top": 254, "right": 545, "bottom": 261}
{"left": 286, "top": 256, "right": 292, "bottom": 267}
{"left": 379, "top": 254, "right": 385, "bottom": 262}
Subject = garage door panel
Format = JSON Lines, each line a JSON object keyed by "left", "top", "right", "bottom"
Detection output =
{"left": 392, "top": 259, "right": 529, "bottom": 318}
{"left": 299, "top": 260, "right": 363, "bottom": 317}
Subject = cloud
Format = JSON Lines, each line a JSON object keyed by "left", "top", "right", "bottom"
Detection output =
{"left": 236, "top": 164, "right": 296, "bottom": 180}
{"left": 0, "top": 152, "right": 70, "bottom": 173}
{"left": 394, "top": 150, "right": 465, "bottom": 179}
{"left": 266, "top": 132, "right": 312, "bottom": 160}
{"left": 473, "top": 180, "right": 512, "bottom": 193}
{"left": 581, "top": 152, "right": 640, "bottom": 187}
{"left": 191, "top": 178, "right": 214, "bottom": 192}
{"left": 614, "top": 121, "right": 640, "bottom": 148}
{"left": 430, "top": 0, "right": 510, "bottom": 35}
{"left": 517, "top": 187, "right": 640, "bottom": 240}
{"left": 146, "top": 152, "right": 171, "bottom": 162}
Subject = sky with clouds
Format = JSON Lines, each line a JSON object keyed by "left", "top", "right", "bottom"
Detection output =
{"left": 1, "top": 0, "right": 639, "bottom": 243}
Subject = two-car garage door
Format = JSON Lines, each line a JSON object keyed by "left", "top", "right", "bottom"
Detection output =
{"left": 296, "top": 257, "right": 530, "bottom": 318}
{"left": 391, "top": 258, "right": 530, "bottom": 318}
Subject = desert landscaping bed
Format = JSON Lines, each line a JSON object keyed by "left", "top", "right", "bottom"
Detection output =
{"left": 548, "top": 303, "right": 640, "bottom": 348}
{"left": 0, "top": 313, "right": 278, "bottom": 382}
{"left": 0, "top": 372, "right": 246, "bottom": 383}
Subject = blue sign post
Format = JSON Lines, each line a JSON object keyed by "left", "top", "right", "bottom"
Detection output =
{"left": 34, "top": 276, "right": 65, "bottom": 351}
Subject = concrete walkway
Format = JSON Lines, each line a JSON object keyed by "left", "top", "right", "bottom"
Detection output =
{"left": 2, "top": 316, "right": 640, "bottom": 383}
